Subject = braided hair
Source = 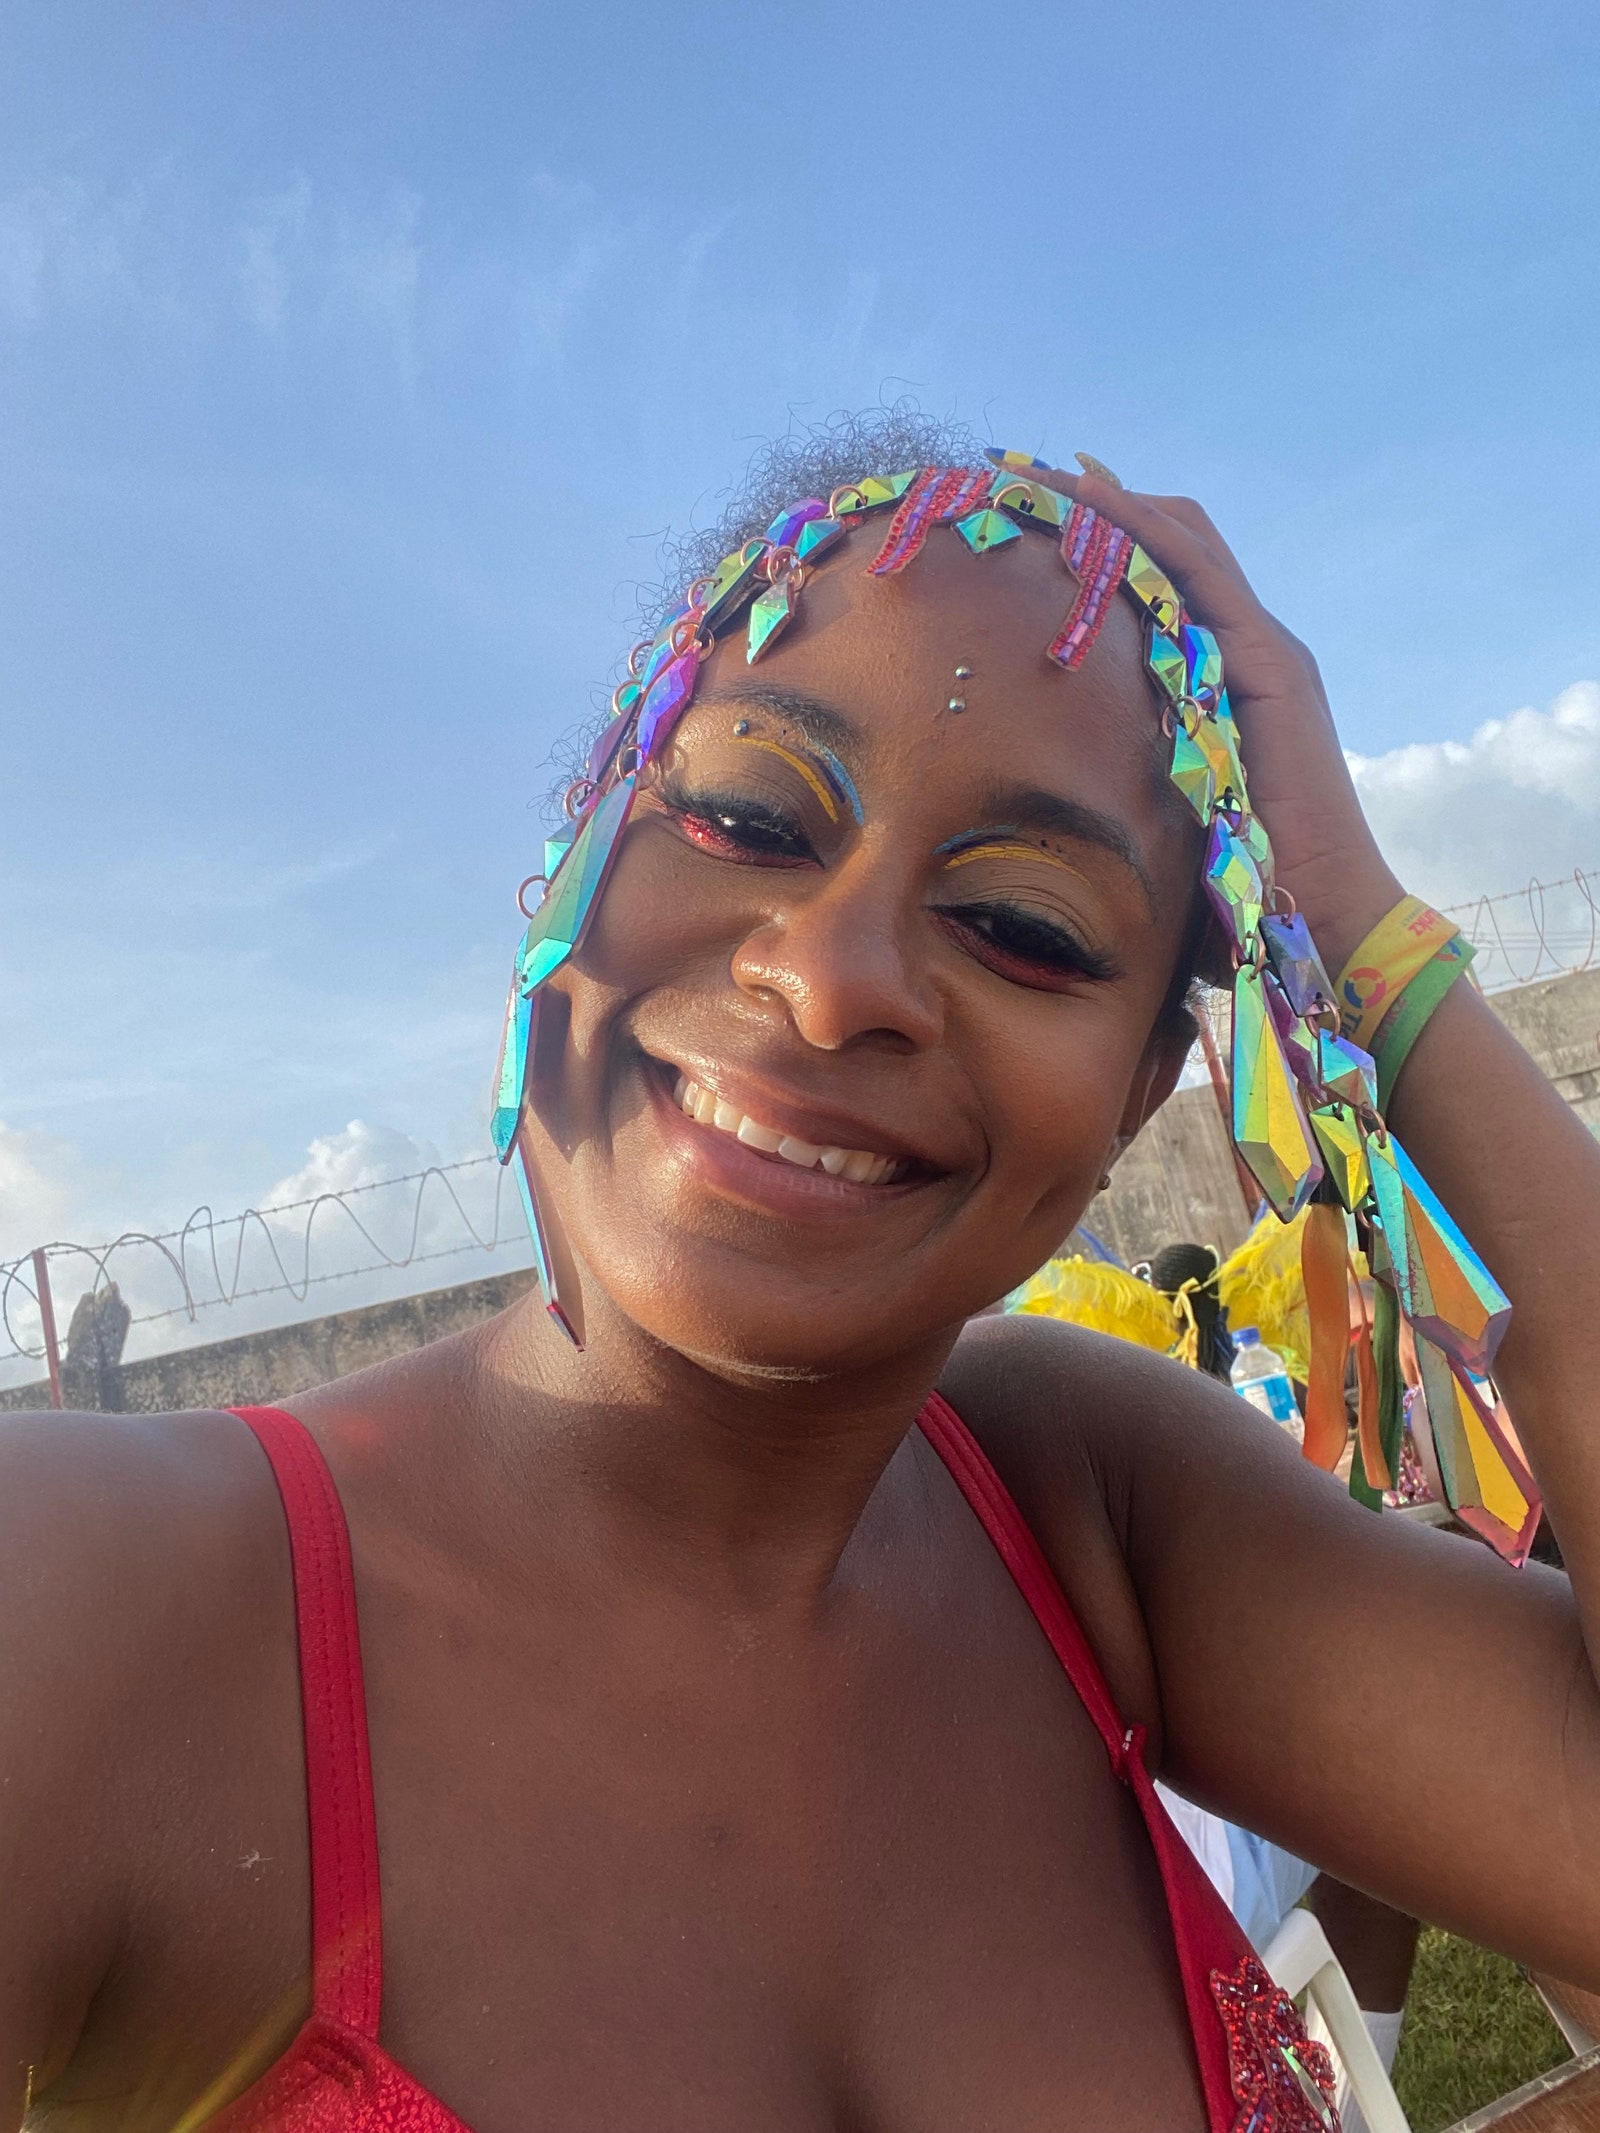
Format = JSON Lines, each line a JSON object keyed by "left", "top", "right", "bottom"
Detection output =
{"left": 1146, "top": 1242, "right": 1236, "bottom": 1382}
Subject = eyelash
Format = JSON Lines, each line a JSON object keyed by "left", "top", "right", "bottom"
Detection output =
{"left": 659, "top": 781, "right": 819, "bottom": 867}
{"left": 932, "top": 901, "right": 1119, "bottom": 990}
{"left": 657, "top": 782, "right": 1116, "bottom": 992}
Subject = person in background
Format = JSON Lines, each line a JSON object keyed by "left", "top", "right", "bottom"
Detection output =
{"left": 1143, "top": 1242, "right": 1237, "bottom": 1381}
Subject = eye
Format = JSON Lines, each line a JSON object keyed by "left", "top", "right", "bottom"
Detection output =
{"left": 933, "top": 900, "right": 1118, "bottom": 991}
{"left": 659, "top": 781, "right": 819, "bottom": 868}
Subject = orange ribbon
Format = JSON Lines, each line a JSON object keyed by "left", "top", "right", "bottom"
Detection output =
{"left": 1300, "top": 1204, "right": 1350, "bottom": 1470}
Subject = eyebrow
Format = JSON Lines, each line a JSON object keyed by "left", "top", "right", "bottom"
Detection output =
{"left": 970, "top": 783, "right": 1157, "bottom": 910}
{"left": 692, "top": 687, "right": 1155, "bottom": 908}
{"left": 694, "top": 685, "right": 863, "bottom": 760}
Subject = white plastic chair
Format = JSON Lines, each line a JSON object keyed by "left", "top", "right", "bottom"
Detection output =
{"left": 1262, "top": 1907, "right": 1412, "bottom": 2133}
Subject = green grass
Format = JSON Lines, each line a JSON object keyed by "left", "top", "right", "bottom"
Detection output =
{"left": 1392, "top": 1930, "right": 1571, "bottom": 2130}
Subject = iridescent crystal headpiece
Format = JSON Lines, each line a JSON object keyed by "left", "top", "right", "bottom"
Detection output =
{"left": 492, "top": 460, "right": 1529, "bottom": 1553}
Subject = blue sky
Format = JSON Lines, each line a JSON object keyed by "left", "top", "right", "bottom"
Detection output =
{"left": 4, "top": 0, "right": 1600, "bottom": 1350}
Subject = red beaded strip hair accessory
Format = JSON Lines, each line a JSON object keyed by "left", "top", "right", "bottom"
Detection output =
{"left": 868, "top": 466, "right": 991, "bottom": 576}
{"left": 1047, "top": 500, "right": 1135, "bottom": 669}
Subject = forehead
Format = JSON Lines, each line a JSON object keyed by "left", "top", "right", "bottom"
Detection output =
{"left": 686, "top": 506, "right": 1199, "bottom": 897}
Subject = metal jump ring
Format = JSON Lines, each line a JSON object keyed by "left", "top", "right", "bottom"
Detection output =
{"left": 626, "top": 639, "right": 653, "bottom": 679}
{"left": 1268, "top": 883, "right": 1298, "bottom": 917}
{"left": 989, "top": 478, "right": 1039, "bottom": 515}
{"left": 516, "top": 874, "right": 547, "bottom": 918}
{"left": 1170, "top": 694, "right": 1204, "bottom": 737}
{"left": 1305, "top": 996, "right": 1341, "bottom": 1034}
{"left": 827, "top": 481, "right": 869, "bottom": 517}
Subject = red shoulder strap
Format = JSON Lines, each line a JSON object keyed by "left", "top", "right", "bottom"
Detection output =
{"left": 232, "top": 1405, "right": 383, "bottom": 2038}
{"left": 916, "top": 1391, "right": 1250, "bottom": 2132}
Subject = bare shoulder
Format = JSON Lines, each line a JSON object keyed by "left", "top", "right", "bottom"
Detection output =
{"left": 941, "top": 1308, "right": 1256, "bottom": 1530}
{"left": 934, "top": 1312, "right": 1255, "bottom": 1745}
{"left": 0, "top": 1407, "right": 295, "bottom": 2108}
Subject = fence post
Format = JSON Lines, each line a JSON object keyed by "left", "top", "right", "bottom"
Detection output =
{"left": 31, "top": 1247, "right": 64, "bottom": 1410}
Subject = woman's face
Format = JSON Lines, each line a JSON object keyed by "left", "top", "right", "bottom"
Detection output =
{"left": 531, "top": 520, "right": 1206, "bottom": 1374}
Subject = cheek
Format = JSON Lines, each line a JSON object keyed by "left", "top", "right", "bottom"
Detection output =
{"left": 954, "top": 925, "right": 1179, "bottom": 1214}
{"left": 966, "top": 994, "right": 1142, "bottom": 1179}
{"left": 564, "top": 819, "right": 743, "bottom": 1008}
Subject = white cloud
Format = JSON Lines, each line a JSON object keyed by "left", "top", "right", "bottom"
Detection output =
{"left": 1349, "top": 680, "right": 1600, "bottom": 909}
{"left": 237, "top": 173, "right": 313, "bottom": 332}
{"left": 0, "top": 176, "right": 148, "bottom": 324}
{"left": 258, "top": 1118, "right": 440, "bottom": 1209}
{"left": 0, "top": 1121, "right": 91, "bottom": 1259}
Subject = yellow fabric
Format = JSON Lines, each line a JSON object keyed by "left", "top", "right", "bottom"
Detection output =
{"left": 1215, "top": 1208, "right": 1313, "bottom": 1380}
{"left": 1010, "top": 1256, "right": 1178, "bottom": 1354}
{"left": 1015, "top": 1214, "right": 1331, "bottom": 1383}
{"left": 1335, "top": 894, "right": 1460, "bottom": 1048}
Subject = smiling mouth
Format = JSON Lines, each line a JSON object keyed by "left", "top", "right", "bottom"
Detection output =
{"left": 670, "top": 1073, "right": 908, "bottom": 1186}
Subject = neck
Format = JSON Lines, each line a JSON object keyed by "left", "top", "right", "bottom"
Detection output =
{"left": 466, "top": 1283, "right": 963, "bottom": 1616}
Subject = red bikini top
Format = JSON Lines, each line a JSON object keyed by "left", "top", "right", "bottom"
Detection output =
{"left": 208, "top": 1399, "right": 1339, "bottom": 2133}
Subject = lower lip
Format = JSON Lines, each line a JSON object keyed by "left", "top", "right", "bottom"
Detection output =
{"left": 644, "top": 1068, "right": 926, "bottom": 1222}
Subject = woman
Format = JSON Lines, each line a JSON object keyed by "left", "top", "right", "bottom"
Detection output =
{"left": 3, "top": 413, "right": 1597, "bottom": 2132}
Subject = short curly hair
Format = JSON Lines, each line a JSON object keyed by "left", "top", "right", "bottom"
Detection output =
{"left": 637, "top": 402, "right": 989, "bottom": 640}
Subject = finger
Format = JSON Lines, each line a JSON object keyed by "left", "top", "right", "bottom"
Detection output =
{"left": 1067, "top": 475, "right": 1265, "bottom": 631}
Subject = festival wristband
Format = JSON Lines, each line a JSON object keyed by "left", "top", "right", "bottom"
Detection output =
{"left": 1372, "top": 934, "right": 1476, "bottom": 1108}
{"left": 1335, "top": 895, "right": 1461, "bottom": 1048}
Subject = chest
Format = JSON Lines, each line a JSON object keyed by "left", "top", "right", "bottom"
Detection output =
{"left": 357, "top": 1523, "right": 1210, "bottom": 2133}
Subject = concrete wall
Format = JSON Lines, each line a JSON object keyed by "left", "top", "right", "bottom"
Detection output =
{"left": 9, "top": 963, "right": 1600, "bottom": 1416}
{"left": 1485, "top": 963, "right": 1600, "bottom": 1132}
{"left": 1089, "top": 1080, "right": 1254, "bottom": 1269}
{"left": 0, "top": 1269, "right": 537, "bottom": 1416}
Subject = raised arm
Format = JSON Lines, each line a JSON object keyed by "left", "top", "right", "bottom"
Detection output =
{"left": 1056, "top": 473, "right": 1600, "bottom": 1983}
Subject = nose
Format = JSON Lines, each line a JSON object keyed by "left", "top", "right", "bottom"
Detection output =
{"left": 729, "top": 861, "right": 944, "bottom": 1054}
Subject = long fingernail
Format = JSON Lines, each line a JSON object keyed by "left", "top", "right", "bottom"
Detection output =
{"left": 1074, "top": 452, "right": 1124, "bottom": 490}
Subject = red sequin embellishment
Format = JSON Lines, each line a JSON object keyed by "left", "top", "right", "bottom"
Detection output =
{"left": 1210, "top": 1955, "right": 1342, "bottom": 2133}
{"left": 868, "top": 467, "right": 990, "bottom": 575}
{"left": 1048, "top": 501, "right": 1135, "bottom": 668}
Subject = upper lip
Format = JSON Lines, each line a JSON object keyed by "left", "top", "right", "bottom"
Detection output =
{"left": 642, "top": 1049, "right": 960, "bottom": 1174}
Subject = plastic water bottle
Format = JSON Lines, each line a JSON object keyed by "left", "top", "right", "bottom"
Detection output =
{"left": 1230, "top": 1327, "right": 1302, "bottom": 1442}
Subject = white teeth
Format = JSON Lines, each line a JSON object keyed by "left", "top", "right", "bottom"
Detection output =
{"left": 670, "top": 1073, "right": 900, "bottom": 1184}
{"left": 736, "top": 1116, "right": 784, "bottom": 1153}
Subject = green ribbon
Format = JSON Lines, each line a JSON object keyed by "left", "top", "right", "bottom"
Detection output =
{"left": 1373, "top": 935, "right": 1476, "bottom": 1109}
{"left": 1351, "top": 1280, "right": 1406, "bottom": 1509}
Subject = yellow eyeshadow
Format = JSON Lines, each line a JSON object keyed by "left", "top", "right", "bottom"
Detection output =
{"left": 941, "top": 840, "right": 1080, "bottom": 875}
{"left": 727, "top": 735, "right": 839, "bottom": 820}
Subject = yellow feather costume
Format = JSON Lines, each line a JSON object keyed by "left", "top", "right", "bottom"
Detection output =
{"left": 1010, "top": 1210, "right": 1342, "bottom": 1380}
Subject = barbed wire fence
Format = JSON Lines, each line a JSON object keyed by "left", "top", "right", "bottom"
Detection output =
{"left": 7, "top": 867, "right": 1600, "bottom": 1394}
{"left": 1441, "top": 867, "right": 1600, "bottom": 992}
{"left": 0, "top": 1156, "right": 530, "bottom": 1393}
